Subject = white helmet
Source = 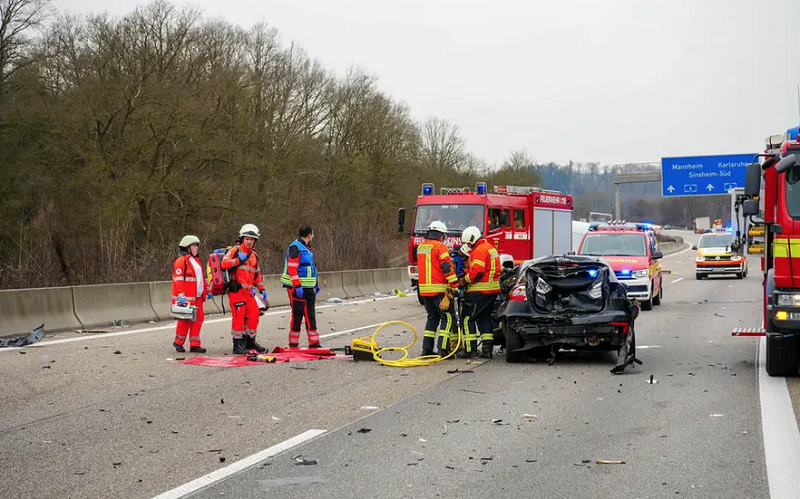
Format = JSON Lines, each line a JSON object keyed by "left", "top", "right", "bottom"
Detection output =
{"left": 179, "top": 235, "right": 200, "bottom": 249}
{"left": 461, "top": 226, "right": 481, "bottom": 246}
{"left": 427, "top": 221, "right": 448, "bottom": 234}
{"left": 239, "top": 223, "right": 260, "bottom": 239}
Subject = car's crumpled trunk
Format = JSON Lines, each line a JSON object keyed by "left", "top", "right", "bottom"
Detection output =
{"left": 523, "top": 256, "right": 636, "bottom": 318}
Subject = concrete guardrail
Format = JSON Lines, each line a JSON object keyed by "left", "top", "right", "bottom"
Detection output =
{"left": 0, "top": 268, "right": 414, "bottom": 338}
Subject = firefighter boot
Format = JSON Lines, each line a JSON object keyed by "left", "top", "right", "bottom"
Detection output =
{"left": 456, "top": 340, "right": 478, "bottom": 358}
{"left": 245, "top": 336, "right": 267, "bottom": 353}
{"left": 478, "top": 341, "right": 493, "bottom": 359}
{"left": 232, "top": 338, "right": 249, "bottom": 355}
{"left": 190, "top": 346, "right": 207, "bottom": 353}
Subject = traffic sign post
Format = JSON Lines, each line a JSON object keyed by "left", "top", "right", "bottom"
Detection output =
{"left": 660, "top": 153, "right": 757, "bottom": 197}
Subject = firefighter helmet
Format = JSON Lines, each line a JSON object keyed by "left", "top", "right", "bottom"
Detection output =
{"left": 239, "top": 223, "right": 260, "bottom": 239}
{"left": 179, "top": 235, "right": 200, "bottom": 249}
{"left": 461, "top": 226, "right": 481, "bottom": 246}
{"left": 427, "top": 221, "right": 448, "bottom": 234}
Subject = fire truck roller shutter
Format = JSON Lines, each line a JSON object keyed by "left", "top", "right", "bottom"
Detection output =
{"left": 554, "top": 210, "right": 572, "bottom": 254}
{"left": 534, "top": 209, "right": 554, "bottom": 258}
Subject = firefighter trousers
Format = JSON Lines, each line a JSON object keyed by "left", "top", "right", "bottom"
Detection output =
{"left": 174, "top": 297, "right": 205, "bottom": 348}
{"left": 422, "top": 293, "right": 454, "bottom": 354}
{"left": 287, "top": 287, "right": 320, "bottom": 347}
{"left": 462, "top": 293, "right": 497, "bottom": 353}
{"left": 228, "top": 290, "right": 259, "bottom": 339}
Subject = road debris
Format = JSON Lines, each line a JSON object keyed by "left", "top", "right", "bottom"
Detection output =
{"left": 357, "top": 428, "right": 372, "bottom": 433}
{"left": 460, "top": 389, "right": 487, "bottom": 395}
{"left": 523, "top": 414, "right": 538, "bottom": 419}
{"left": 360, "top": 406, "right": 379, "bottom": 410}
{"left": 447, "top": 369, "right": 474, "bottom": 374}
{"left": 294, "top": 459, "right": 317, "bottom": 465}
{"left": 596, "top": 460, "right": 626, "bottom": 465}
{"left": 0, "top": 324, "right": 44, "bottom": 348}
{"left": 647, "top": 375, "right": 658, "bottom": 384}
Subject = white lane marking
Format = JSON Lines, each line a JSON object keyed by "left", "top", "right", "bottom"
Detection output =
{"left": 666, "top": 242, "right": 693, "bottom": 257}
{"left": 758, "top": 332, "right": 800, "bottom": 497}
{"left": 150, "top": 428, "right": 326, "bottom": 499}
{"left": 636, "top": 345, "right": 662, "bottom": 349}
{"left": 0, "top": 296, "right": 399, "bottom": 352}
{"left": 674, "top": 260, "right": 682, "bottom": 264}
{"left": 320, "top": 322, "right": 389, "bottom": 339}
{"left": 671, "top": 277, "right": 685, "bottom": 284}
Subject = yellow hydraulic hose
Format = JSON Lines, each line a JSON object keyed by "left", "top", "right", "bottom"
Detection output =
{"left": 369, "top": 320, "right": 463, "bottom": 367}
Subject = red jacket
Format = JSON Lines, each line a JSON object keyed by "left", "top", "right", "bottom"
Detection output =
{"left": 221, "top": 244, "right": 266, "bottom": 293}
{"left": 464, "top": 239, "right": 501, "bottom": 294}
{"left": 171, "top": 254, "right": 210, "bottom": 305}
{"left": 416, "top": 238, "right": 458, "bottom": 296}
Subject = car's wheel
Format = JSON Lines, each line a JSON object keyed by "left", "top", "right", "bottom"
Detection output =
{"left": 653, "top": 285, "right": 662, "bottom": 306}
{"left": 504, "top": 323, "right": 524, "bottom": 363}
{"left": 640, "top": 293, "right": 653, "bottom": 311}
{"left": 612, "top": 324, "right": 636, "bottom": 374}
{"left": 736, "top": 272, "right": 743, "bottom": 279}
{"left": 696, "top": 273, "right": 703, "bottom": 280}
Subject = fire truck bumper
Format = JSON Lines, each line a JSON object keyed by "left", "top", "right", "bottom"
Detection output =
{"left": 770, "top": 292, "right": 800, "bottom": 328}
{"left": 407, "top": 265, "right": 418, "bottom": 282}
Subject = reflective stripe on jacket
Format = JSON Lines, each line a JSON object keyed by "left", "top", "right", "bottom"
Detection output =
{"left": 416, "top": 238, "right": 458, "bottom": 296}
{"left": 464, "top": 239, "right": 501, "bottom": 294}
{"left": 281, "top": 239, "right": 318, "bottom": 287}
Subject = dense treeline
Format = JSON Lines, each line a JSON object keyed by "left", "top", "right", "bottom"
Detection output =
{"left": 0, "top": 0, "right": 541, "bottom": 289}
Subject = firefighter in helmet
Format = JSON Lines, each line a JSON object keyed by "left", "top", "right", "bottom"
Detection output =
{"left": 221, "top": 224, "right": 269, "bottom": 354}
{"left": 171, "top": 235, "right": 212, "bottom": 353}
{"left": 416, "top": 221, "right": 459, "bottom": 356}
{"left": 458, "top": 226, "right": 501, "bottom": 358}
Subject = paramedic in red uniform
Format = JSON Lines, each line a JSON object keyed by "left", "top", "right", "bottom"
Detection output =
{"left": 458, "top": 226, "right": 501, "bottom": 358}
{"left": 172, "top": 235, "right": 211, "bottom": 353}
{"left": 416, "top": 221, "right": 459, "bottom": 356}
{"left": 280, "top": 225, "right": 322, "bottom": 348}
{"left": 222, "top": 224, "right": 268, "bottom": 355}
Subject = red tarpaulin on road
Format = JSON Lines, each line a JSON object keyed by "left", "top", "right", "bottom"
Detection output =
{"left": 172, "top": 346, "right": 349, "bottom": 367}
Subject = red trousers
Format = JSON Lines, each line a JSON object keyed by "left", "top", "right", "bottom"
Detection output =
{"left": 174, "top": 297, "right": 205, "bottom": 348}
{"left": 229, "top": 289, "right": 259, "bottom": 338}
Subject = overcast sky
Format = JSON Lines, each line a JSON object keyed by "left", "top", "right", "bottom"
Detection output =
{"left": 54, "top": 0, "right": 800, "bottom": 168}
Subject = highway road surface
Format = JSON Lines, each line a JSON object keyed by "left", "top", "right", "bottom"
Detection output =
{"left": 0, "top": 230, "right": 792, "bottom": 498}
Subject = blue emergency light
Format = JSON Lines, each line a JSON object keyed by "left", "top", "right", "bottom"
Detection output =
{"left": 476, "top": 182, "right": 487, "bottom": 195}
{"left": 620, "top": 269, "right": 631, "bottom": 276}
{"left": 588, "top": 269, "right": 598, "bottom": 277}
{"left": 422, "top": 183, "right": 434, "bottom": 195}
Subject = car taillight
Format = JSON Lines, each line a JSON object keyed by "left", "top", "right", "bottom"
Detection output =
{"left": 509, "top": 285, "right": 527, "bottom": 301}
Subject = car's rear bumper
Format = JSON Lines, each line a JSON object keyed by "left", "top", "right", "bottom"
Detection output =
{"left": 504, "top": 309, "right": 631, "bottom": 350}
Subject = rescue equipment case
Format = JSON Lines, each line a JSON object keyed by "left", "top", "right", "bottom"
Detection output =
{"left": 170, "top": 304, "right": 197, "bottom": 321}
{"left": 207, "top": 249, "right": 234, "bottom": 295}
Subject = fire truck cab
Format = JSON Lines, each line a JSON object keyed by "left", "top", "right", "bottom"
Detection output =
{"left": 398, "top": 183, "right": 574, "bottom": 303}
{"left": 733, "top": 129, "right": 800, "bottom": 375}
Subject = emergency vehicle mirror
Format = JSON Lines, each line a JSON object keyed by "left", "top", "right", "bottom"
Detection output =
{"left": 742, "top": 199, "right": 759, "bottom": 217}
{"left": 652, "top": 250, "right": 663, "bottom": 259}
{"left": 397, "top": 208, "right": 405, "bottom": 232}
{"left": 775, "top": 154, "right": 798, "bottom": 174}
{"left": 691, "top": 245, "right": 697, "bottom": 250}
{"left": 744, "top": 163, "right": 761, "bottom": 197}
{"left": 773, "top": 224, "right": 783, "bottom": 234}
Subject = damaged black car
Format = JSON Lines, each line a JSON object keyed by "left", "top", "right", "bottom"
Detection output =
{"left": 497, "top": 254, "right": 641, "bottom": 373}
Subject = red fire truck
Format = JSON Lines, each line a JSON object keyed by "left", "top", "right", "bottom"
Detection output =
{"left": 733, "top": 130, "right": 800, "bottom": 375}
{"left": 398, "top": 182, "right": 574, "bottom": 303}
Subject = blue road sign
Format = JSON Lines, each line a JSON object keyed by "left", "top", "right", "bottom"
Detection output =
{"left": 661, "top": 153, "right": 757, "bottom": 197}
